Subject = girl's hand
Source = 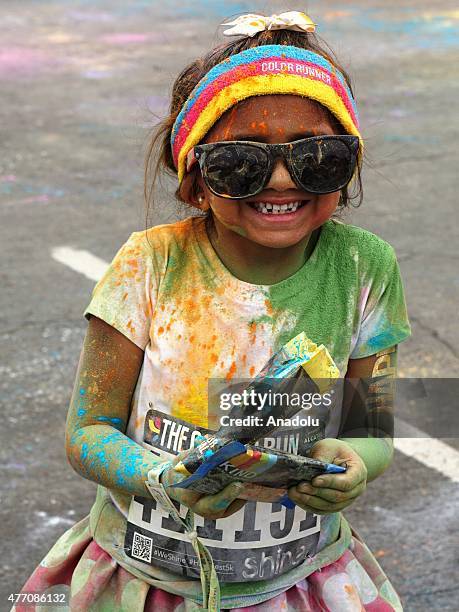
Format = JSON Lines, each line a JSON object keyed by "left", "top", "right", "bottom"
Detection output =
{"left": 159, "top": 453, "right": 246, "bottom": 520}
{"left": 288, "top": 439, "right": 367, "bottom": 514}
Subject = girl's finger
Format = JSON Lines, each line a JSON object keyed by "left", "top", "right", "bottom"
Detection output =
{"left": 297, "top": 481, "right": 365, "bottom": 504}
{"left": 311, "top": 468, "right": 366, "bottom": 492}
{"left": 288, "top": 490, "right": 355, "bottom": 514}
{"left": 221, "top": 498, "right": 246, "bottom": 518}
{"left": 303, "top": 500, "right": 354, "bottom": 515}
{"left": 194, "top": 482, "right": 244, "bottom": 518}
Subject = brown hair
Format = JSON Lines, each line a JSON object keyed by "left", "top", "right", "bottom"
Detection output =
{"left": 144, "top": 27, "right": 364, "bottom": 228}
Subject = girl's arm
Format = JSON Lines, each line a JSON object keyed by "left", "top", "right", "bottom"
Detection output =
{"left": 66, "top": 315, "right": 244, "bottom": 517}
{"left": 338, "top": 345, "right": 397, "bottom": 482}
{"left": 65, "top": 314, "right": 158, "bottom": 497}
{"left": 288, "top": 345, "right": 397, "bottom": 513}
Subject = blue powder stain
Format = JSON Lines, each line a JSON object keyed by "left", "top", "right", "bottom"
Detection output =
{"left": 122, "top": 450, "right": 143, "bottom": 479}
{"left": 79, "top": 388, "right": 86, "bottom": 395}
{"left": 100, "top": 432, "right": 123, "bottom": 445}
{"left": 77, "top": 409, "right": 87, "bottom": 417}
{"left": 81, "top": 443, "right": 89, "bottom": 460}
{"left": 96, "top": 450, "right": 108, "bottom": 466}
{"left": 366, "top": 328, "right": 400, "bottom": 351}
{"left": 95, "top": 416, "right": 124, "bottom": 429}
{"left": 115, "top": 469, "right": 126, "bottom": 486}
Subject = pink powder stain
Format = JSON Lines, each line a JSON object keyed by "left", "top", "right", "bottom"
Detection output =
{"left": 100, "top": 32, "right": 152, "bottom": 45}
{"left": 0, "top": 47, "right": 48, "bottom": 76}
{"left": 0, "top": 175, "right": 17, "bottom": 182}
{"left": 12, "top": 195, "right": 50, "bottom": 206}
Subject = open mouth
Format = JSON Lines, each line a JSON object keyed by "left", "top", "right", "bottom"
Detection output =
{"left": 247, "top": 200, "right": 310, "bottom": 215}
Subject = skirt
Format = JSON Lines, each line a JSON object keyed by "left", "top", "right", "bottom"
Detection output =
{"left": 12, "top": 516, "right": 402, "bottom": 611}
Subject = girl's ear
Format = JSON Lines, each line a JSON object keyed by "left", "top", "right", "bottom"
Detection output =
{"left": 179, "top": 170, "right": 209, "bottom": 211}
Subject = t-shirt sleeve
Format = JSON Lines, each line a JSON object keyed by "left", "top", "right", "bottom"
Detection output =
{"left": 350, "top": 246, "right": 411, "bottom": 359}
{"left": 83, "top": 232, "right": 155, "bottom": 350}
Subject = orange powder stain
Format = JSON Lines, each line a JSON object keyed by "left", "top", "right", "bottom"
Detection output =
{"left": 250, "top": 121, "right": 257, "bottom": 129}
{"left": 225, "top": 361, "right": 237, "bottom": 381}
{"left": 210, "top": 353, "right": 218, "bottom": 365}
{"left": 183, "top": 297, "right": 201, "bottom": 324}
{"left": 276, "top": 127, "right": 285, "bottom": 136}
{"left": 144, "top": 302, "right": 153, "bottom": 318}
{"left": 241, "top": 354, "right": 247, "bottom": 365}
{"left": 201, "top": 295, "right": 212, "bottom": 310}
{"left": 160, "top": 304, "right": 165, "bottom": 311}
{"left": 262, "top": 108, "right": 268, "bottom": 117}
{"left": 127, "top": 320, "right": 135, "bottom": 335}
{"left": 223, "top": 106, "right": 239, "bottom": 140}
{"left": 122, "top": 292, "right": 128, "bottom": 301}
{"left": 249, "top": 366, "right": 256, "bottom": 376}
{"left": 258, "top": 122, "right": 268, "bottom": 135}
{"left": 157, "top": 326, "right": 164, "bottom": 335}
{"left": 248, "top": 321, "right": 257, "bottom": 345}
{"left": 264, "top": 299, "right": 273, "bottom": 316}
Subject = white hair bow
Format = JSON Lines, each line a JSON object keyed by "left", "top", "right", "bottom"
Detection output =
{"left": 222, "top": 11, "right": 317, "bottom": 37}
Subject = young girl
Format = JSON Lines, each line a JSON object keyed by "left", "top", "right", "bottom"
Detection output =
{"left": 15, "top": 11, "right": 411, "bottom": 612}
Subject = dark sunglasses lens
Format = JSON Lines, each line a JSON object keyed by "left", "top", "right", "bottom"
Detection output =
{"left": 291, "top": 138, "right": 354, "bottom": 193}
{"left": 203, "top": 144, "right": 269, "bottom": 198}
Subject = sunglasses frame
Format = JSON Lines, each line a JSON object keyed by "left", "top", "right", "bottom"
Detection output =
{"left": 186, "top": 135, "right": 360, "bottom": 200}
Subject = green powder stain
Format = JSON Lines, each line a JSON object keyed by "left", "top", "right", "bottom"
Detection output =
{"left": 221, "top": 222, "right": 247, "bottom": 238}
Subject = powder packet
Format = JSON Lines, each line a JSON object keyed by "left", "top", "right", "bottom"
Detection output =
{"left": 173, "top": 441, "right": 345, "bottom": 498}
{"left": 171, "top": 333, "right": 342, "bottom": 498}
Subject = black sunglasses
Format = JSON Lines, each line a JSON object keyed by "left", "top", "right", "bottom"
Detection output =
{"left": 186, "top": 135, "right": 360, "bottom": 200}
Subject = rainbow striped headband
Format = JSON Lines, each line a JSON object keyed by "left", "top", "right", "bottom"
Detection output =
{"left": 171, "top": 45, "right": 363, "bottom": 183}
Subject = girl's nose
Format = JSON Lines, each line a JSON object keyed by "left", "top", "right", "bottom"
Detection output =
{"left": 264, "top": 157, "right": 297, "bottom": 191}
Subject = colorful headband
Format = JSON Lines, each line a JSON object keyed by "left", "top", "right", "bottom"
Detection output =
{"left": 171, "top": 45, "right": 363, "bottom": 183}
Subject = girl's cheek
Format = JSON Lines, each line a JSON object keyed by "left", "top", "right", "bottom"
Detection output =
{"left": 210, "top": 204, "right": 248, "bottom": 237}
{"left": 315, "top": 193, "right": 340, "bottom": 220}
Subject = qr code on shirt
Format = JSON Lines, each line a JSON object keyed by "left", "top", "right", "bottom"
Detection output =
{"left": 132, "top": 532, "right": 153, "bottom": 563}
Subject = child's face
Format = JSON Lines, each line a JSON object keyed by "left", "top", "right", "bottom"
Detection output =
{"left": 192, "top": 95, "right": 342, "bottom": 249}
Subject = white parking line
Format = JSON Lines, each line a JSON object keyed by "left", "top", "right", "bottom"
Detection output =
{"left": 51, "top": 246, "right": 108, "bottom": 281}
{"left": 394, "top": 418, "right": 459, "bottom": 483}
{"left": 52, "top": 245, "right": 459, "bottom": 484}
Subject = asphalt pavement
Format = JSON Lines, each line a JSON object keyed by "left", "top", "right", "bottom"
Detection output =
{"left": 1, "top": 1, "right": 458, "bottom": 610}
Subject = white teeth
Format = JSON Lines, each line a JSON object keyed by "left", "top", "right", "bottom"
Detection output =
{"left": 251, "top": 201, "right": 303, "bottom": 214}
